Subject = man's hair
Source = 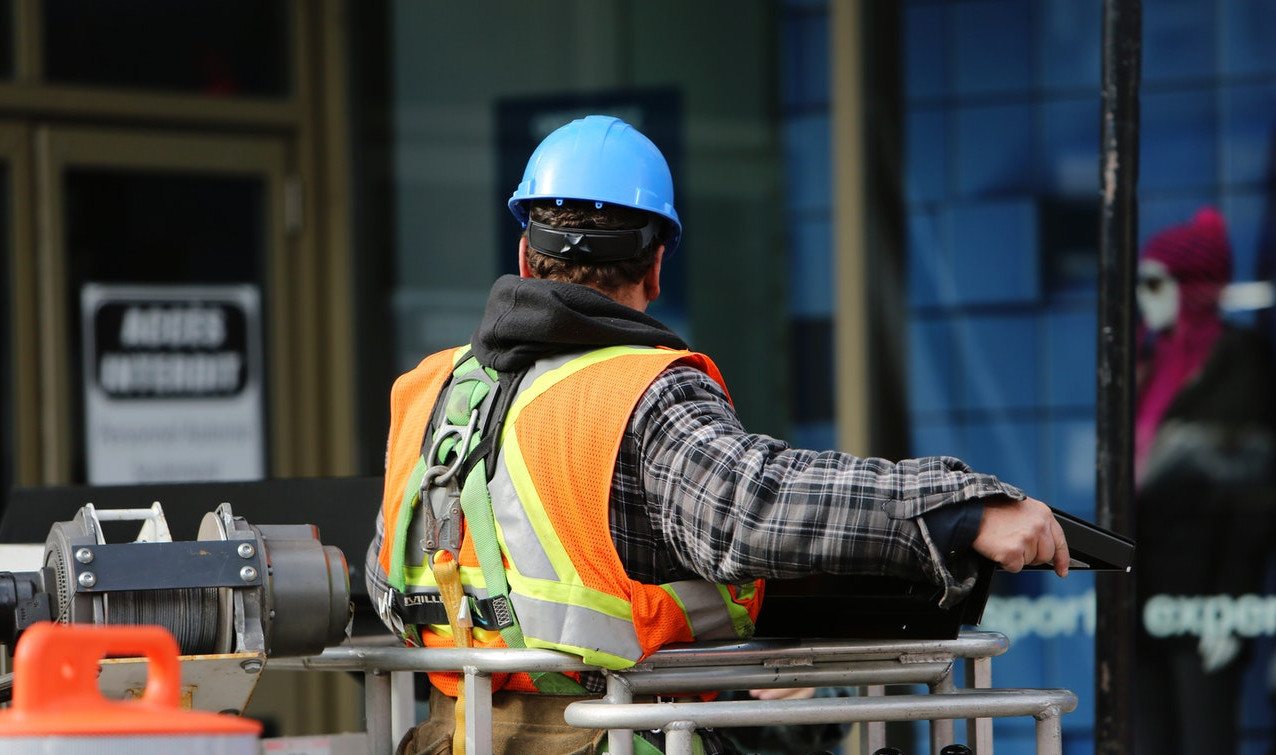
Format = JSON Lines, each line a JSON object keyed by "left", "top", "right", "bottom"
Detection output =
{"left": 524, "top": 200, "right": 663, "bottom": 292}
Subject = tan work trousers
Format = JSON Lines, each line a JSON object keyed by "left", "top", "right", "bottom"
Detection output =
{"left": 396, "top": 685, "right": 607, "bottom": 755}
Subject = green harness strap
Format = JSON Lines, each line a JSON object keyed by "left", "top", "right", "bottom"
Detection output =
{"left": 456, "top": 457, "right": 585, "bottom": 693}
{"left": 388, "top": 455, "right": 428, "bottom": 595}
{"left": 435, "top": 355, "right": 586, "bottom": 695}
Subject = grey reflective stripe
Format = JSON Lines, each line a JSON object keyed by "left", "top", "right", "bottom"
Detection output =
{"left": 666, "top": 580, "right": 741, "bottom": 640}
{"left": 509, "top": 592, "right": 645, "bottom": 664}
{"left": 488, "top": 448, "right": 559, "bottom": 581}
{"left": 519, "top": 351, "right": 581, "bottom": 384}
{"left": 402, "top": 584, "right": 442, "bottom": 595}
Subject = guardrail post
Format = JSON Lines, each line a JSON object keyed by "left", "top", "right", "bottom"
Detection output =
{"left": 930, "top": 663, "right": 957, "bottom": 752}
{"left": 664, "top": 721, "right": 697, "bottom": 755}
{"left": 391, "top": 670, "right": 416, "bottom": 747}
{"left": 604, "top": 672, "right": 636, "bottom": 755}
{"left": 365, "top": 669, "right": 394, "bottom": 755}
{"left": 861, "top": 685, "right": 887, "bottom": 753}
{"left": 463, "top": 665, "right": 493, "bottom": 755}
{"left": 1036, "top": 708, "right": 1064, "bottom": 755}
{"left": 967, "top": 655, "right": 994, "bottom": 754}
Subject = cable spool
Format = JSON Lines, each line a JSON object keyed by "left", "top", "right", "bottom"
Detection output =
{"left": 106, "top": 588, "right": 220, "bottom": 655}
{"left": 40, "top": 505, "right": 222, "bottom": 655}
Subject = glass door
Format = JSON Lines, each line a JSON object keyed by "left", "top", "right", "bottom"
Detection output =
{"left": 33, "top": 126, "right": 297, "bottom": 483}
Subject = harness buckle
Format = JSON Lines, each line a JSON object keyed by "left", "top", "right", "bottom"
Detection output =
{"left": 418, "top": 407, "right": 479, "bottom": 562}
{"left": 434, "top": 485, "right": 463, "bottom": 558}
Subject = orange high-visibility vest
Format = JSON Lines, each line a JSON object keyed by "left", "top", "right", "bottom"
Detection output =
{"left": 378, "top": 345, "right": 764, "bottom": 695}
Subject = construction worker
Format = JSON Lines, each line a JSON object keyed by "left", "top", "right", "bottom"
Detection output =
{"left": 365, "top": 114, "right": 1069, "bottom": 755}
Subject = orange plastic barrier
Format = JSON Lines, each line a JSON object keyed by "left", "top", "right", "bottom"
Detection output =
{"left": 0, "top": 622, "right": 260, "bottom": 752}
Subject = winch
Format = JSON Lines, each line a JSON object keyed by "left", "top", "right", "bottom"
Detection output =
{"left": 0, "top": 500, "right": 352, "bottom": 710}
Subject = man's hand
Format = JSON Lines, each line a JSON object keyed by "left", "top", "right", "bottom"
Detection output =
{"left": 749, "top": 687, "right": 817, "bottom": 701}
{"left": 971, "top": 497, "right": 1069, "bottom": 577}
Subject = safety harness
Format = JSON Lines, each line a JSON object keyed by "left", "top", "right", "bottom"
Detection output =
{"left": 391, "top": 351, "right": 585, "bottom": 755}
{"left": 421, "top": 352, "right": 585, "bottom": 689}
{"left": 385, "top": 346, "right": 745, "bottom": 755}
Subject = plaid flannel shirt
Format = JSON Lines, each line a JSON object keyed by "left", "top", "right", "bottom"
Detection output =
{"left": 610, "top": 364, "right": 1018, "bottom": 592}
{"left": 366, "top": 359, "right": 1022, "bottom": 755}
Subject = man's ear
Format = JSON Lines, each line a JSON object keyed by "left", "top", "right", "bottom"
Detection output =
{"left": 518, "top": 236, "right": 533, "bottom": 279}
{"left": 643, "top": 246, "right": 664, "bottom": 303}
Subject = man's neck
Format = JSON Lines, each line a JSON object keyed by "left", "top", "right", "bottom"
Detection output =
{"left": 604, "top": 284, "right": 649, "bottom": 312}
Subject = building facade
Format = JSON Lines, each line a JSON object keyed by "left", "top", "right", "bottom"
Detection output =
{"left": 3, "top": 1, "right": 1275, "bottom": 752}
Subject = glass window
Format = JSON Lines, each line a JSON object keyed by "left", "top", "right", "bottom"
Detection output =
{"left": 42, "top": 0, "right": 290, "bottom": 97}
{"left": 383, "top": 3, "right": 787, "bottom": 435}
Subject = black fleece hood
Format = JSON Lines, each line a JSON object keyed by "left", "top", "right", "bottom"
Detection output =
{"left": 470, "top": 275, "right": 688, "bottom": 372}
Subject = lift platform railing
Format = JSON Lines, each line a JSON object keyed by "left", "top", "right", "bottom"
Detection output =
{"left": 270, "top": 630, "right": 1077, "bottom": 755}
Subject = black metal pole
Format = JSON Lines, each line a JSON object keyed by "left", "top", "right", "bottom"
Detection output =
{"left": 1095, "top": 0, "right": 1140, "bottom": 753}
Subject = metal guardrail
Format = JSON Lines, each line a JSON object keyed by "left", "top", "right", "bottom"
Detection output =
{"left": 569, "top": 689, "right": 1076, "bottom": 755}
{"left": 270, "top": 631, "right": 1077, "bottom": 755}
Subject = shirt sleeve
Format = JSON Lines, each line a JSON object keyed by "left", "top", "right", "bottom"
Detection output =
{"left": 633, "top": 365, "right": 1022, "bottom": 606}
{"left": 921, "top": 499, "right": 985, "bottom": 559}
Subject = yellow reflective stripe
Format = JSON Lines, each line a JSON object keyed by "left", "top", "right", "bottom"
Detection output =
{"left": 490, "top": 436, "right": 634, "bottom": 620}
{"left": 718, "top": 584, "right": 758, "bottom": 638}
{"left": 497, "top": 346, "right": 677, "bottom": 595}
{"left": 499, "top": 425, "right": 578, "bottom": 581}
{"left": 505, "top": 345, "right": 665, "bottom": 423}
{"left": 523, "top": 636, "right": 634, "bottom": 670}
{"left": 500, "top": 427, "right": 647, "bottom": 623}
{"left": 487, "top": 452, "right": 559, "bottom": 581}
{"left": 511, "top": 573, "right": 633, "bottom": 621}
{"left": 511, "top": 592, "right": 643, "bottom": 668}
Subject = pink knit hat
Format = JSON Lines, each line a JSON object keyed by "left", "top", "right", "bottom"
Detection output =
{"left": 1140, "top": 206, "right": 1231, "bottom": 316}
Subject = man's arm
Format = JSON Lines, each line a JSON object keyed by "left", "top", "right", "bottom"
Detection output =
{"left": 632, "top": 365, "right": 1068, "bottom": 590}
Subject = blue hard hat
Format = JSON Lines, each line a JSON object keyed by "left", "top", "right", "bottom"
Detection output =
{"left": 508, "top": 115, "right": 682, "bottom": 254}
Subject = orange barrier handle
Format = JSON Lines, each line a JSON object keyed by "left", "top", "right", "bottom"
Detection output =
{"left": 12, "top": 622, "right": 181, "bottom": 712}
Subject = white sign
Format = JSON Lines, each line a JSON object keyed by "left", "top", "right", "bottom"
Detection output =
{"left": 82, "top": 284, "right": 266, "bottom": 484}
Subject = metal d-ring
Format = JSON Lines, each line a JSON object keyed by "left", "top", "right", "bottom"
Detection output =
{"left": 423, "top": 407, "right": 480, "bottom": 487}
